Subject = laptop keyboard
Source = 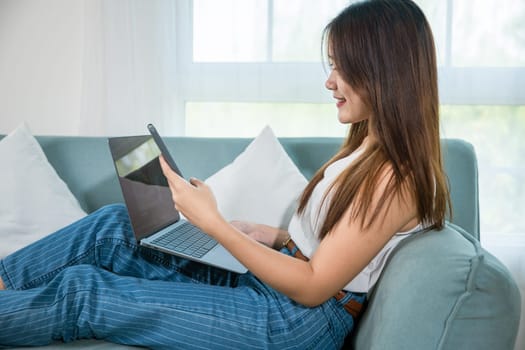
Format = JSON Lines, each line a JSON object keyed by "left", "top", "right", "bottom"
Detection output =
{"left": 151, "top": 221, "right": 218, "bottom": 258}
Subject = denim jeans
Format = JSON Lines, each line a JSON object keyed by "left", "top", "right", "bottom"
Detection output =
{"left": 0, "top": 204, "right": 364, "bottom": 349}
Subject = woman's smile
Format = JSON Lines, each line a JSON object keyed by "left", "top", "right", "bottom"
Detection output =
{"left": 334, "top": 95, "right": 346, "bottom": 108}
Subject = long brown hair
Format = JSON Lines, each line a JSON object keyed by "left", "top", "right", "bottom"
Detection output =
{"left": 298, "top": 0, "right": 451, "bottom": 239}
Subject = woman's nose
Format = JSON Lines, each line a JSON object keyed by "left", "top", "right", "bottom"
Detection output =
{"left": 325, "top": 71, "right": 336, "bottom": 90}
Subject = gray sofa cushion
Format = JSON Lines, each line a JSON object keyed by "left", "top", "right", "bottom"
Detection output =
{"left": 351, "top": 222, "right": 521, "bottom": 349}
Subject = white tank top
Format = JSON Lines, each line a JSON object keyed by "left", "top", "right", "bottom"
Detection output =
{"left": 287, "top": 149, "right": 421, "bottom": 293}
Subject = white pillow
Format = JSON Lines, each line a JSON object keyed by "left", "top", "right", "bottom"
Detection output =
{"left": 0, "top": 124, "right": 87, "bottom": 258}
{"left": 205, "top": 126, "right": 308, "bottom": 228}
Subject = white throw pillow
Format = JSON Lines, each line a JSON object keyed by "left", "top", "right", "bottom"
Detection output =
{"left": 205, "top": 126, "right": 308, "bottom": 228}
{"left": 0, "top": 124, "right": 87, "bottom": 258}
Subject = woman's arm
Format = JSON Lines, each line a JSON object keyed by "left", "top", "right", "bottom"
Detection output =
{"left": 160, "top": 156, "right": 417, "bottom": 307}
{"left": 230, "top": 221, "right": 289, "bottom": 249}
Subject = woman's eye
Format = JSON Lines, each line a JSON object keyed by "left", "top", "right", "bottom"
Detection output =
{"left": 327, "top": 55, "right": 337, "bottom": 70}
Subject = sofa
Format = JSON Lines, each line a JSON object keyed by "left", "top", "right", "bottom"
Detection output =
{"left": 1, "top": 131, "right": 521, "bottom": 349}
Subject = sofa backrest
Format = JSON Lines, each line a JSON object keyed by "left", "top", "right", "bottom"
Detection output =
{"left": 28, "top": 136, "right": 479, "bottom": 239}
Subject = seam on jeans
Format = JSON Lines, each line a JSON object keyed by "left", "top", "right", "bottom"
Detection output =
{"left": 103, "top": 282, "right": 267, "bottom": 331}
{"left": 116, "top": 237, "right": 221, "bottom": 286}
{"left": 134, "top": 242, "right": 229, "bottom": 285}
{"left": 20, "top": 237, "right": 133, "bottom": 290}
{"left": 304, "top": 322, "right": 333, "bottom": 350}
{"left": 105, "top": 237, "right": 202, "bottom": 283}
{"left": 162, "top": 303, "right": 266, "bottom": 330}
{"left": 19, "top": 245, "right": 98, "bottom": 290}
{"left": 0, "top": 260, "right": 14, "bottom": 290}
{"left": 4, "top": 287, "right": 267, "bottom": 349}
{"left": 321, "top": 298, "right": 352, "bottom": 345}
{"left": 137, "top": 245, "right": 201, "bottom": 281}
{"left": 18, "top": 235, "right": 207, "bottom": 290}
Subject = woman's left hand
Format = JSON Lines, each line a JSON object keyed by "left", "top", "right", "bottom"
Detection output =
{"left": 159, "top": 155, "right": 224, "bottom": 234}
{"left": 230, "top": 221, "right": 289, "bottom": 249}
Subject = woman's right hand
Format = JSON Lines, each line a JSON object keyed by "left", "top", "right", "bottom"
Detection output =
{"left": 230, "top": 221, "right": 289, "bottom": 250}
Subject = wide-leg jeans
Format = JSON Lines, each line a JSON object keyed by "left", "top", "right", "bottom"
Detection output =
{"left": 0, "top": 204, "right": 363, "bottom": 349}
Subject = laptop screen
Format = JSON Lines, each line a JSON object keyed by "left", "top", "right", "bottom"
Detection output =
{"left": 108, "top": 136, "right": 180, "bottom": 241}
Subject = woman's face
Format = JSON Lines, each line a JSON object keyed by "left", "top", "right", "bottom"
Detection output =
{"left": 325, "top": 55, "right": 371, "bottom": 124}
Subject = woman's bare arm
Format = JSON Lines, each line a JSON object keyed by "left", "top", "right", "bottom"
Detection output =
{"left": 160, "top": 156, "right": 417, "bottom": 307}
{"left": 230, "top": 221, "right": 289, "bottom": 249}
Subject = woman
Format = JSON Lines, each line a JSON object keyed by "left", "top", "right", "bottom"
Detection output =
{"left": 0, "top": 0, "right": 450, "bottom": 348}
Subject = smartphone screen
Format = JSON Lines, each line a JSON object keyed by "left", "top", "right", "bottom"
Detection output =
{"left": 147, "top": 123, "right": 184, "bottom": 177}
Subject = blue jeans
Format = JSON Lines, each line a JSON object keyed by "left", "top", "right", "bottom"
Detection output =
{"left": 0, "top": 204, "right": 364, "bottom": 349}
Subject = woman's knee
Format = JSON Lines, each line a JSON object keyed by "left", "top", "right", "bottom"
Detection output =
{"left": 53, "top": 265, "right": 103, "bottom": 292}
{"left": 86, "top": 203, "right": 134, "bottom": 243}
{"left": 92, "top": 203, "right": 131, "bottom": 229}
{"left": 95, "top": 203, "right": 129, "bottom": 220}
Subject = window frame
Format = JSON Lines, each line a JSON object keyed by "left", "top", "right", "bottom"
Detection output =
{"left": 172, "top": 0, "right": 525, "bottom": 134}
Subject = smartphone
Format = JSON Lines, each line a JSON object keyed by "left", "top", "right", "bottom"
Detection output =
{"left": 147, "top": 123, "right": 184, "bottom": 177}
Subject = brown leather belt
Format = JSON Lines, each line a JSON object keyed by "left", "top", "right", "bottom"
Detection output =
{"left": 285, "top": 239, "right": 365, "bottom": 319}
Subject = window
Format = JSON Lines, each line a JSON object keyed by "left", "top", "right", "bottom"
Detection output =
{"left": 172, "top": 1, "right": 525, "bottom": 236}
{"left": 441, "top": 105, "right": 525, "bottom": 235}
{"left": 185, "top": 102, "right": 343, "bottom": 137}
{"left": 451, "top": 0, "right": 525, "bottom": 67}
{"left": 192, "top": 0, "right": 348, "bottom": 63}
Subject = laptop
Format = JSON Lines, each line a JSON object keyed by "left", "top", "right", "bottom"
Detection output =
{"left": 107, "top": 135, "right": 248, "bottom": 274}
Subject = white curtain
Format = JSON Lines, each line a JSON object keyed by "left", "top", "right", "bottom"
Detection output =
{"left": 79, "top": 0, "right": 178, "bottom": 136}
{"left": 0, "top": 0, "right": 177, "bottom": 136}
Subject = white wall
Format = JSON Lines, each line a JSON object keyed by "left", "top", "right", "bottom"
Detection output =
{"left": 0, "top": 0, "right": 84, "bottom": 135}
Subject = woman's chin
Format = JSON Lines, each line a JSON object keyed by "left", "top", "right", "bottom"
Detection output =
{"left": 337, "top": 113, "right": 352, "bottom": 124}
